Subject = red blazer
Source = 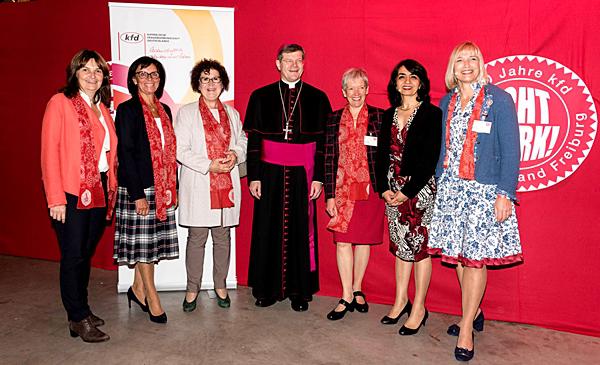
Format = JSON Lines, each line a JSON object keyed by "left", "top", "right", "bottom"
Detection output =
{"left": 41, "top": 93, "right": 118, "bottom": 209}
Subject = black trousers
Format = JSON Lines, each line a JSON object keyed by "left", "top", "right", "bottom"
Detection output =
{"left": 52, "top": 174, "right": 107, "bottom": 322}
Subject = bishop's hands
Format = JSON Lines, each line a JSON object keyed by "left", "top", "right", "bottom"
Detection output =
{"left": 382, "top": 190, "right": 408, "bottom": 206}
{"left": 249, "top": 181, "right": 261, "bottom": 199}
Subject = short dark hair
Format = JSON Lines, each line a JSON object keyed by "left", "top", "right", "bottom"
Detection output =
{"left": 190, "top": 59, "right": 230, "bottom": 93}
{"left": 126, "top": 56, "right": 167, "bottom": 98}
{"left": 60, "top": 49, "right": 111, "bottom": 107}
{"left": 387, "top": 59, "right": 431, "bottom": 107}
{"left": 277, "top": 43, "right": 304, "bottom": 61}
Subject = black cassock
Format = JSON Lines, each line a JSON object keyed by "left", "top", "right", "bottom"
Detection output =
{"left": 244, "top": 80, "right": 332, "bottom": 302}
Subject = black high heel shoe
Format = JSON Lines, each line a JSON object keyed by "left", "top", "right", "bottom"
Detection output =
{"left": 398, "top": 309, "right": 428, "bottom": 336}
{"left": 454, "top": 333, "right": 475, "bottom": 361}
{"left": 352, "top": 291, "right": 369, "bottom": 313}
{"left": 127, "top": 287, "right": 148, "bottom": 312}
{"left": 326, "top": 299, "right": 354, "bottom": 320}
{"left": 380, "top": 300, "right": 412, "bottom": 325}
{"left": 145, "top": 298, "right": 167, "bottom": 324}
{"left": 447, "top": 310, "right": 484, "bottom": 336}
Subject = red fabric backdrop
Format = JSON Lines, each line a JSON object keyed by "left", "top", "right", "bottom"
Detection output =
{"left": 1, "top": 0, "right": 599, "bottom": 337}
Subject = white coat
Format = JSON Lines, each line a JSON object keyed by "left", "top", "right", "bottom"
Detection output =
{"left": 174, "top": 100, "right": 247, "bottom": 227}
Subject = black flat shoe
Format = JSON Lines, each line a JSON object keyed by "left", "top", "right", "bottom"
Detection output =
{"left": 255, "top": 298, "right": 276, "bottom": 307}
{"left": 326, "top": 298, "right": 354, "bottom": 320}
{"left": 182, "top": 293, "right": 197, "bottom": 313}
{"left": 216, "top": 291, "right": 231, "bottom": 308}
{"left": 352, "top": 291, "right": 369, "bottom": 313}
{"left": 380, "top": 300, "right": 412, "bottom": 325}
{"left": 454, "top": 333, "right": 475, "bottom": 361}
{"left": 399, "top": 309, "right": 428, "bottom": 336}
{"left": 291, "top": 299, "right": 309, "bottom": 312}
{"left": 447, "top": 310, "right": 484, "bottom": 336}
{"left": 127, "top": 287, "right": 149, "bottom": 312}
{"left": 146, "top": 299, "right": 167, "bottom": 324}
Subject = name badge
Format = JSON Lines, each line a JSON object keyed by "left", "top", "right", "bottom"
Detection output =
{"left": 472, "top": 119, "right": 492, "bottom": 134}
{"left": 364, "top": 135, "right": 378, "bottom": 146}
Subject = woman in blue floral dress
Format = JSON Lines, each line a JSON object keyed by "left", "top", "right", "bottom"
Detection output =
{"left": 428, "top": 41, "right": 522, "bottom": 362}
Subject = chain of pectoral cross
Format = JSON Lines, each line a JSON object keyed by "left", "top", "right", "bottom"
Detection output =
{"left": 278, "top": 81, "right": 303, "bottom": 139}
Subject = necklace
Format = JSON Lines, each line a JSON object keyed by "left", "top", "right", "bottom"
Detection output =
{"left": 399, "top": 101, "right": 421, "bottom": 111}
{"left": 399, "top": 103, "right": 418, "bottom": 111}
{"left": 278, "top": 81, "right": 303, "bottom": 140}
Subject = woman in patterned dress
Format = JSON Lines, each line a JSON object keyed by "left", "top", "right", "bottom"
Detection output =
{"left": 324, "top": 68, "right": 385, "bottom": 320}
{"left": 375, "top": 60, "right": 442, "bottom": 335}
{"left": 113, "top": 56, "right": 179, "bottom": 324}
{"left": 428, "top": 42, "right": 522, "bottom": 361}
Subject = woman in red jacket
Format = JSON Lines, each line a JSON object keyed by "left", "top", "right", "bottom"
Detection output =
{"left": 41, "top": 49, "right": 117, "bottom": 343}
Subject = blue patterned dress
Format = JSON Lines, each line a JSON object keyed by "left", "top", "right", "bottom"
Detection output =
{"left": 428, "top": 84, "right": 522, "bottom": 267}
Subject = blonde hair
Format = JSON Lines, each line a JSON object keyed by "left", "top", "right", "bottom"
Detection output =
{"left": 444, "top": 41, "right": 488, "bottom": 90}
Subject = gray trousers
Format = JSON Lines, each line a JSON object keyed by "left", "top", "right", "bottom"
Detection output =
{"left": 185, "top": 226, "right": 231, "bottom": 292}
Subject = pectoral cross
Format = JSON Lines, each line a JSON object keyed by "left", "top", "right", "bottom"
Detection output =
{"left": 283, "top": 125, "right": 292, "bottom": 140}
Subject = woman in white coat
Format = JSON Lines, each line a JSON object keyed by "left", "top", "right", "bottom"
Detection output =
{"left": 174, "top": 59, "right": 247, "bottom": 311}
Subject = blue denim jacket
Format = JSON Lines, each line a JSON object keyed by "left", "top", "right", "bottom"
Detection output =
{"left": 435, "top": 84, "right": 521, "bottom": 200}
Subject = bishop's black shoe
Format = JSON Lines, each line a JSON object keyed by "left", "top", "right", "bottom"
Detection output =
{"left": 254, "top": 298, "right": 276, "bottom": 307}
{"left": 291, "top": 298, "right": 309, "bottom": 312}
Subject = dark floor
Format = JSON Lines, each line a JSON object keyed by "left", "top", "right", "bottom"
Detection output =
{"left": 1, "top": 255, "right": 598, "bottom": 364}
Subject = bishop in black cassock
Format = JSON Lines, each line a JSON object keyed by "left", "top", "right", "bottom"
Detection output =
{"left": 244, "top": 44, "right": 332, "bottom": 311}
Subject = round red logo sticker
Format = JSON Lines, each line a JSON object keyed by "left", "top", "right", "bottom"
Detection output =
{"left": 486, "top": 55, "right": 597, "bottom": 192}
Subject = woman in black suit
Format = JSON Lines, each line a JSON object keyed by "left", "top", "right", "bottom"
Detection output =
{"left": 375, "top": 59, "right": 442, "bottom": 335}
{"left": 113, "top": 56, "right": 179, "bottom": 323}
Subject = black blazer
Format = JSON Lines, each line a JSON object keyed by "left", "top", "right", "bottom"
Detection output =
{"left": 375, "top": 102, "right": 442, "bottom": 199}
{"left": 324, "top": 105, "right": 384, "bottom": 199}
{"left": 115, "top": 97, "right": 173, "bottom": 202}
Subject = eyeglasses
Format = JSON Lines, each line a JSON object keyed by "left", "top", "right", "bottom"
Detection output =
{"left": 136, "top": 71, "right": 160, "bottom": 80}
{"left": 200, "top": 76, "right": 222, "bottom": 84}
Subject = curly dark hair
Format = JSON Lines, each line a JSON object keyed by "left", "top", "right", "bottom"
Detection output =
{"left": 190, "top": 59, "right": 230, "bottom": 94}
{"left": 387, "top": 59, "right": 431, "bottom": 107}
{"left": 126, "top": 56, "right": 167, "bottom": 99}
{"left": 60, "top": 49, "right": 111, "bottom": 107}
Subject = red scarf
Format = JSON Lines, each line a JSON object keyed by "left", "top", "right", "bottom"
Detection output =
{"left": 199, "top": 97, "right": 234, "bottom": 209}
{"left": 139, "top": 94, "right": 177, "bottom": 221}
{"left": 71, "top": 94, "right": 106, "bottom": 210}
{"left": 327, "top": 105, "right": 370, "bottom": 233}
{"left": 443, "top": 87, "right": 485, "bottom": 180}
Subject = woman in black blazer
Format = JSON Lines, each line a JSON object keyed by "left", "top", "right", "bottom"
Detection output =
{"left": 375, "top": 59, "right": 442, "bottom": 335}
{"left": 113, "top": 56, "right": 179, "bottom": 324}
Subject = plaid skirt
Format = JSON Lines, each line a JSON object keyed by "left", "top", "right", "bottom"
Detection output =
{"left": 113, "top": 186, "right": 179, "bottom": 265}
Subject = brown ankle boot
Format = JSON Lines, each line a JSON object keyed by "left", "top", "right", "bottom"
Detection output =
{"left": 88, "top": 313, "right": 105, "bottom": 327}
{"left": 69, "top": 317, "right": 110, "bottom": 343}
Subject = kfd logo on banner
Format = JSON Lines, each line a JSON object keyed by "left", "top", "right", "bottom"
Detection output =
{"left": 486, "top": 56, "right": 597, "bottom": 192}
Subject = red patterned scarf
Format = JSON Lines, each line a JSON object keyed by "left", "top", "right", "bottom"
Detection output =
{"left": 327, "top": 105, "right": 370, "bottom": 233}
{"left": 443, "top": 87, "right": 485, "bottom": 180}
{"left": 199, "top": 97, "right": 234, "bottom": 209}
{"left": 139, "top": 94, "right": 177, "bottom": 221}
{"left": 71, "top": 94, "right": 106, "bottom": 210}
